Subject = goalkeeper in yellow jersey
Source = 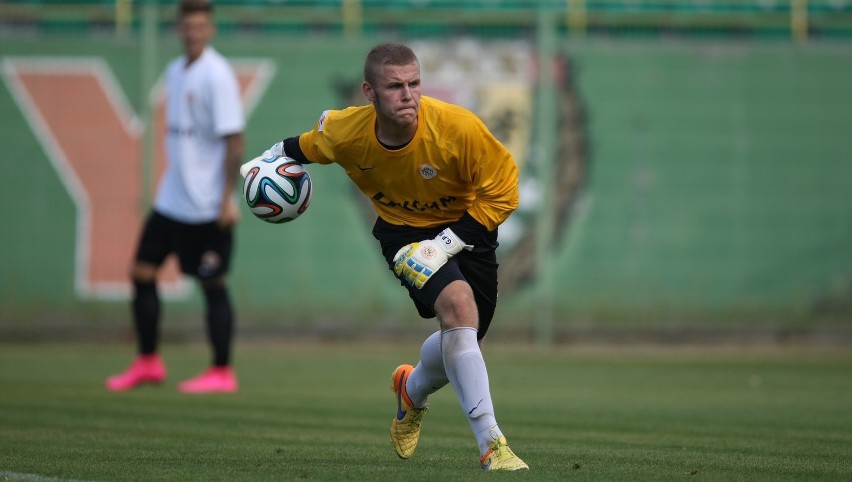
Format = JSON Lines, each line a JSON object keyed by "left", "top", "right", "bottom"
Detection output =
{"left": 243, "top": 43, "right": 527, "bottom": 471}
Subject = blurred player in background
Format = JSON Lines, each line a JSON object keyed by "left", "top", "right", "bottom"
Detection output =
{"left": 243, "top": 43, "right": 527, "bottom": 470}
{"left": 106, "top": 0, "right": 245, "bottom": 394}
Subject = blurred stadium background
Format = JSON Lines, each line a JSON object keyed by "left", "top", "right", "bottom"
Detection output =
{"left": 1, "top": 0, "right": 850, "bottom": 345}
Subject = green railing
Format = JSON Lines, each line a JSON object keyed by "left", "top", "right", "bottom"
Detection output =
{"left": 1, "top": 0, "right": 851, "bottom": 40}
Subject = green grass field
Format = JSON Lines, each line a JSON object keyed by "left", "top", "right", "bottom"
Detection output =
{"left": 1, "top": 342, "right": 851, "bottom": 481}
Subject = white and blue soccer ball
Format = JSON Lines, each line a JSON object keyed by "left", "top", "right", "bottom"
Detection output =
{"left": 242, "top": 155, "right": 312, "bottom": 224}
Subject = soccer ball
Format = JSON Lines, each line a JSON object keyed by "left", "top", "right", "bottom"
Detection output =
{"left": 243, "top": 155, "right": 312, "bottom": 224}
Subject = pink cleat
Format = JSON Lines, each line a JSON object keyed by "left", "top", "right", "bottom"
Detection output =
{"left": 178, "top": 366, "right": 238, "bottom": 394}
{"left": 106, "top": 354, "right": 167, "bottom": 391}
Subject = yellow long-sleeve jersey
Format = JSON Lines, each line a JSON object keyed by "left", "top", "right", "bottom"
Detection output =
{"left": 298, "top": 96, "right": 518, "bottom": 231}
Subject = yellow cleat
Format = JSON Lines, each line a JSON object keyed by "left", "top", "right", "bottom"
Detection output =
{"left": 390, "top": 364, "right": 428, "bottom": 459}
{"left": 480, "top": 436, "right": 529, "bottom": 471}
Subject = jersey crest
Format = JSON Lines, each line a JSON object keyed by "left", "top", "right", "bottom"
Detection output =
{"left": 419, "top": 164, "right": 437, "bottom": 180}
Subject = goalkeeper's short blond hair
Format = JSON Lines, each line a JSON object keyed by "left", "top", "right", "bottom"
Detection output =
{"left": 364, "top": 43, "right": 419, "bottom": 86}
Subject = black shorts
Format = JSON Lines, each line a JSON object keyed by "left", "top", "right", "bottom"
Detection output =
{"left": 135, "top": 211, "right": 233, "bottom": 280}
{"left": 372, "top": 217, "right": 499, "bottom": 340}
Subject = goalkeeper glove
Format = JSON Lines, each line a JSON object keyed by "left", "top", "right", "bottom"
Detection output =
{"left": 239, "top": 141, "right": 286, "bottom": 178}
{"left": 393, "top": 228, "right": 472, "bottom": 289}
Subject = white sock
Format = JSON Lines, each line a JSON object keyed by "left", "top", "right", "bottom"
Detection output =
{"left": 441, "top": 327, "right": 504, "bottom": 455}
{"left": 406, "top": 330, "right": 448, "bottom": 408}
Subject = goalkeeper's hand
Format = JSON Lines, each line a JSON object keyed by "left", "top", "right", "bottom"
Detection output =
{"left": 239, "top": 141, "right": 285, "bottom": 178}
{"left": 393, "top": 228, "right": 472, "bottom": 289}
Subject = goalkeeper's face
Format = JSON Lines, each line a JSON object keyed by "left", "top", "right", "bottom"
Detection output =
{"left": 367, "top": 62, "right": 422, "bottom": 130}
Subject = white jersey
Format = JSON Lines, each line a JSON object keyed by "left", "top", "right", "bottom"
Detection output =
{"left": 155, "top": 46, "right": 244, "bottom": 223}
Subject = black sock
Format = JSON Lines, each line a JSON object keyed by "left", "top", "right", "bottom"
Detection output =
{"left": 132, "top": 280, "right": 160, "bottom": 355}
{"left": 203, "top": 285, "right": 233, "bottom": 367}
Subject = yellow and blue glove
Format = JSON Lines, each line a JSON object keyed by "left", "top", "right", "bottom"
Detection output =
{"left": 393, "top": 228, "right": 472, "bottom": 289}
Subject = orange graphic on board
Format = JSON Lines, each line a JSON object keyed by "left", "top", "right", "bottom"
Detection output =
{"left": 3, "top": 57, "right": 274, "bottom": 299}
